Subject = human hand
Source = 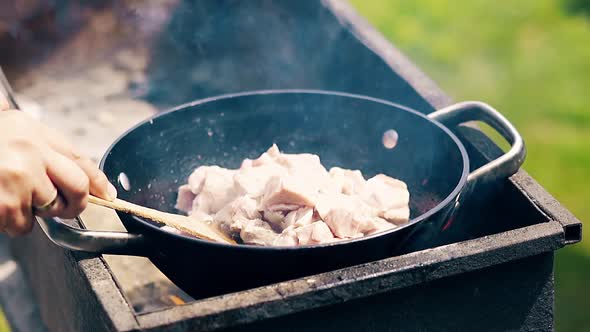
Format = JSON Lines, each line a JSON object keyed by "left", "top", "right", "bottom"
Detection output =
{"left": 0, "top": 99, "right": 116, "bottom": 236}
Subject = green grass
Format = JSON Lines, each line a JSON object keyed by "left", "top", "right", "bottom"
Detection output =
{"left": 0, "top": 308, "right": 9, "bottom": 332}
{"left": 349, "top": 0, "right": 589, "bottom": 331}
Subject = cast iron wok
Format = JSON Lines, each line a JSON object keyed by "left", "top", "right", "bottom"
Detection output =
{"left": 35, "top": 90, "right": 525, "bottom": 299}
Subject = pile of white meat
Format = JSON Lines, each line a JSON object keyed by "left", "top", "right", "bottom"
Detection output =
{"left": 175, "top": 145, "right": 410, "bottom": 246}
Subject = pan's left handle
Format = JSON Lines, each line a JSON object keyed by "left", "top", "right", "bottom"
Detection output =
{"left": 37, "top": 216, "right": 150, "bottom": 256}
{"left": 427, "top": 101, "right": 526, "bottom": 184}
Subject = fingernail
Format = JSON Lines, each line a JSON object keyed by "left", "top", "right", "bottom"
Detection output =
{"left": 108, "top": 183, "right": 118, "bottom": 201}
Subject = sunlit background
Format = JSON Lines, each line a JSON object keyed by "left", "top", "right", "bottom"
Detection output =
{"left": 348, "top": 0, "right": 589, "bottom": 330}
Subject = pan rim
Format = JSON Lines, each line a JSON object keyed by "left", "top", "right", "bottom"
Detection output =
{"left": 100, "top": 89, "right": 469, "bottom": 251}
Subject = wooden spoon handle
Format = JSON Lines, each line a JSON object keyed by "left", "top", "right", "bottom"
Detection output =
{"left": 88, "top": 196, "right": 235, "bottom": 244}
{"left": 88, "top": 196, "right": 161, "bottom": 219}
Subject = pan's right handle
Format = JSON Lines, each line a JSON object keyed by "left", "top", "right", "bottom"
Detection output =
{"left": 428, "top": 101, "right": 526, "bottom": 184}
{"left": 36, "top": 216, "right": 150, "bottom": 256}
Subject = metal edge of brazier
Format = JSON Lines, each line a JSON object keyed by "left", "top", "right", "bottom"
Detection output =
{"left": 134, "top": 223, "right": 564, "bottom": 331}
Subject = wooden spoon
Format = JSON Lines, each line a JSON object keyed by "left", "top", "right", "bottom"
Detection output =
{"left": 88, "top": 195, "right": 236, "bottom": 244}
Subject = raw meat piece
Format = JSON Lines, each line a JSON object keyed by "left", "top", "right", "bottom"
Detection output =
{"left": 233, "top": 163, "right": 287, "bottom": 197}
{"left": 255, "top": 145, "right": 336, "bottom": 194}
{"left": 316, "top": 193, "right": 397, "bottom": 238}
{"left": 362, "top": 174, "right": 410, "bottom": 225}
{"left": 277, "top": 152, "right": 324, "bottom": 174}
{"left": 175, "top": 184, "right": 195, "bottom": 212}
{"left": 266, "top": 203, "right": 303, "bottom": 212}
{"left": 363, "top": 217, "right": 397, "bottom": 235}
{"left": 329, "top": 167, "right": 366, "bottom": 195}
{"left": 175, "top": 144, "right": 410, "bottom": 246}
{"left": 284, "top": 208, "right": 315, "bottom": 228}
{"left": 214, "top": 196, "right": 260, "bottom": 224}
{"left": 240, "top": 225, "right": 277, "bottom": 246}
{"left": 383, "top": 207, "right": 411, "bottom": 226}
{"left": 364, "top": 174, "right": 409, "bottom": 208}
{"left": 263, "top": 210, "right": 286, "bottom": 226}
{"left": 277, "top": 152, "right": 337, "bottom": 195}
{"left": 266, "top": 207, "right": 315, "bottom": 231}
{"left": 295, "top": 221, "right": 335, "bottom": 245}
{"left": 211, "top": 197, "right": 260, "bottom": 237}
{"left": 262, "top": 204, "right": 303, "bottom": 230}
{"left": 251, "top": 144, "right": 281, "bottom": 167}
{"left": 240, "top": 158, "right": 253, "bottom": 169}
{"left": 188, "top": 166, "right": 236, "bottom": 214}
{"left": 273, "top": 227, "right": 299, "bottom": 246}
{"left": 231, "top": 219, "right": 279, "bottom": 246}
{"left": 260, "top": 176, "right": 316, "bottom": 209}
{"left": 188, "top": 210, "right": 214, "bottom": 223}
{"left": 185, "top": 166, "right": 208, "bottom": 193}
{"left": 316, "top": 194, "right": 376, "bottom": 238}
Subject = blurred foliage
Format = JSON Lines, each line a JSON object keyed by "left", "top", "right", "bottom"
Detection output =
{"left": 349, "top": 0, "right": 589, "bottom": 331}
{"left": 564, "top": 0, "right": 590, "bottom": 17}
{"left": 0, "top": 308, "right": 9, "bottom": 332}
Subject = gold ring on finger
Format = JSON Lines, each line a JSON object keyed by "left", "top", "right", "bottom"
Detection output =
{"left": 33, "top": 190, "right": 59, "bottom": 213}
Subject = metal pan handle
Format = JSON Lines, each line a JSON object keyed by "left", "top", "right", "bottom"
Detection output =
{"left": 427, "top": 101, "right": 526, "bottom": 184}
{"left": 36, "top": 217, "right": 148, "bottom": 255}
{"left": 1, "top": 66, "right": 149, "bottom": 256}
